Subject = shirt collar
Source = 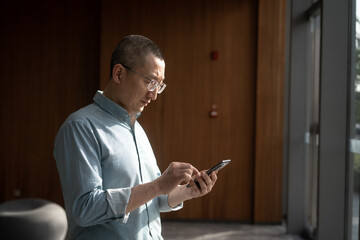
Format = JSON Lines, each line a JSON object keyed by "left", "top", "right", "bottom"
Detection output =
{"left": 93, "top": 90, "right": 141, "bottom": 124}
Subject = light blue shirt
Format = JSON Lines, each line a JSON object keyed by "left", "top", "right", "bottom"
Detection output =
{"left": 54, "top": 91, "right": 182, "bottom": 240}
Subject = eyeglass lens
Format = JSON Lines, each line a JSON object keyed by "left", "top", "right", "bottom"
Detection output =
{"left": 148, "top": 80, "right": 166, "bottom": 93}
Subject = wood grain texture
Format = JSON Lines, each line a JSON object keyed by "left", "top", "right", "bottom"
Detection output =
{"left": 0, "top": 0, "right": 100, "bottom": 204}
{"left": 254, "top": 0, "right": 286, "bottom": 223}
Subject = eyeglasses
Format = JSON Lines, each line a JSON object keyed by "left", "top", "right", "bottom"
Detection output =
{"left": 121, "top": 64, "right": 166, "bottom": 94}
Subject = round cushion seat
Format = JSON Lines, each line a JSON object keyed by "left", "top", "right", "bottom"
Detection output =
{"left": 0, "top": 198, "right": 67, "bottom": 240}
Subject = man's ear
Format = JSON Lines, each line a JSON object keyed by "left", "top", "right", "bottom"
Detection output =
{"left": 112, "top": 64, "right": 124, "bottom": 84}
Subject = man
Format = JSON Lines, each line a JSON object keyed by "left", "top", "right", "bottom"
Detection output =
{"left": 54, "top": 35, "right": 217, "bottom": 240}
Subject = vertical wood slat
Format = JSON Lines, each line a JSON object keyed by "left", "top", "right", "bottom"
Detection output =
{"left": 0, "top": 0, "right": 100, "bottom": 204}
{"left": 254, "top": 0, "right": 287, "bottom": 223}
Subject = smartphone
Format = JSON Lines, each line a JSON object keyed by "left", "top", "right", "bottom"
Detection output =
{"left": 186, "top": 159, "right": 231, "bottom": 188}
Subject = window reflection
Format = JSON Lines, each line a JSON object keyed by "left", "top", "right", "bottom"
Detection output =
{"left": 305, "top": 14, "right": 321, "bottom": 236}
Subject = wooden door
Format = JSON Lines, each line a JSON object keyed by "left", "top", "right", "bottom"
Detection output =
{"left": 100, "top": 0, "right": 257, "bottom": 221}
{"left": 159, "top": 1, "right": 257, "bottom": 220}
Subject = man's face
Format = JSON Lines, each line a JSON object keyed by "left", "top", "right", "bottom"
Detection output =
{"left": 117, "top": 54, "right": 165, "bottom": 116}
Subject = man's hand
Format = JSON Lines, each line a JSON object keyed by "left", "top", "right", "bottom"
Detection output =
{"left": 186, "top": 170, "right": 218, "bottom": 197}
{"left": 155, "top": 162, "right": 200, "bottom": 195}
{"left": 168, "top": 170, "right": 218, "bottom": 208}
{"left": 126, "top": 162, "right": 198, "bottom": 214}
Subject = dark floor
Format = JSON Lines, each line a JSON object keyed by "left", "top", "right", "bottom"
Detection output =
{"left": 162, "top": 221, "right": 303, "bottom": 240}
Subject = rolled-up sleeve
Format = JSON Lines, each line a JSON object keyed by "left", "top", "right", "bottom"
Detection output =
{"left": 106, "top": 188, "right": 132, "bottom": 223}
{"left": 157, "top": 195, "right": 183, "bottom": 212}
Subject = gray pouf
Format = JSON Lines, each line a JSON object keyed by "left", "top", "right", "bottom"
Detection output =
{"left": 0, "top": 198, "right": 67, "bottom": 240}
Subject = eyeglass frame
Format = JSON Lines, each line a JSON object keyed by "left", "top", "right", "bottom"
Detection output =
{"left": 121, "top": 64, "right": 166, "bottom": 94}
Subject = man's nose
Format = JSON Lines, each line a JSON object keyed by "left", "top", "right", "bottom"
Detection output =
{"left": 148, "top": 89, "right": 158, "bottom": 100}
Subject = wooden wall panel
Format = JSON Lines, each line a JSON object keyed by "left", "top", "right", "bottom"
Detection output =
{"left": 0, "top": 0, "right": 100, "bottom": 204}
{"left": 254, "top": 0, "right": 286, "bottom": 223}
